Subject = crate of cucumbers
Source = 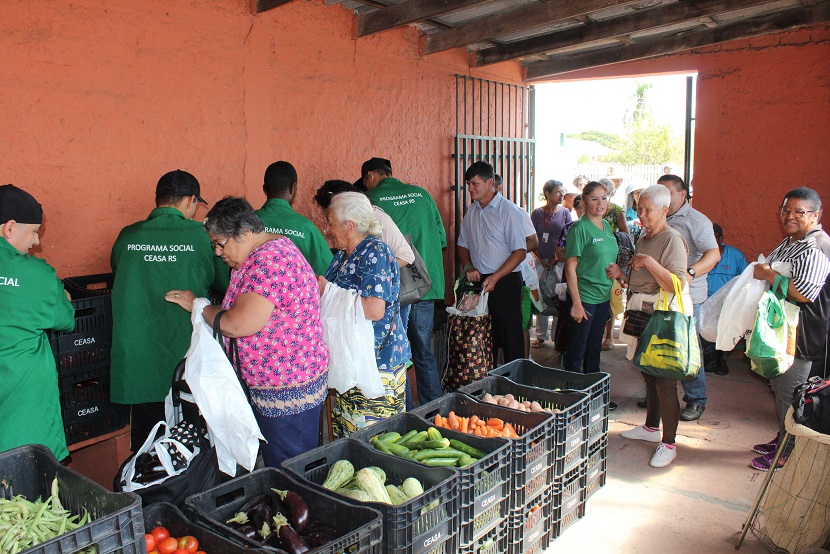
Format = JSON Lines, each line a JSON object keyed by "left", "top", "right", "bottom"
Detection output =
{"left": 352, "top": 412, "right": 511, "bottom": 546}
{"left": 281, "top": 439, "right": 459, "bottom": 554}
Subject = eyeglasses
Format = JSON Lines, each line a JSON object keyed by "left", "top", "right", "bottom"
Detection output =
{"left": 779, "top": 208, "right": 816, "bottom": 219}
{"left": 211, "top": 237, "right": 230, "bottom": 251}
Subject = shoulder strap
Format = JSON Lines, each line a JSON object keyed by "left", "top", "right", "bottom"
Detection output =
{"left": 212, "top": 310, "right": 253, "bottom": 405}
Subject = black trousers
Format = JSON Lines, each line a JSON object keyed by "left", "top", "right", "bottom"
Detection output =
{"left": 483, "top": 271, "right": 525, "bottom": 365}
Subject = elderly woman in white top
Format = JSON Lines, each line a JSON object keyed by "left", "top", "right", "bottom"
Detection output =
{"left": 608, "top": 185, "right": 692, "bottom": 469}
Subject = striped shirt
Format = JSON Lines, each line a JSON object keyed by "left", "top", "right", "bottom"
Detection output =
{"left": 767, "top": 225, "right": 830, "bottom": 360}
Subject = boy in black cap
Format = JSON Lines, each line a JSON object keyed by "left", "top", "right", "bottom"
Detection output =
{"left": 1, "top": 184, "right": 76, "bottom": 460}
{"left": 109, "top": 170, "right": 229, "bottom": 449}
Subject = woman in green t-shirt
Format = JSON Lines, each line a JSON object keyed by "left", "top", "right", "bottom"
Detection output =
{"left": 563, "top": 182, "right": 619, "bottom": 374}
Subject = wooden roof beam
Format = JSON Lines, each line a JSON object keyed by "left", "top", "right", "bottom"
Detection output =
{"left": 358, "top": 0, "right": 494, "bottom": 36}
{"left": 475, "top": 0, "right": 776, "bottom": 66}
{"left": 424, "top": 0, "right": 642, "bottom": 54}
{"left": 525, "top": 2, "right": 830, "bottom": 80}
{"left": 256, "top": 0, "right": 293, "bottom": 13}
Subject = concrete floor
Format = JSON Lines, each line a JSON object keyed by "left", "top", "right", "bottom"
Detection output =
{"left": 528, "top": 330, "right": 782, "bottom": 554}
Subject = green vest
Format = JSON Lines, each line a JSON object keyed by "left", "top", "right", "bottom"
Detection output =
{"left": 109, "top": 207, "right": 228, "bottom": 404}
{"left": 255, "top": 198, "right": 333, "bottom": 275}
{"left": 0, "top": 238, "right": 75, "bottom": 460}
{"left": 366, "top": 178, "right": 447, "bottom": 300}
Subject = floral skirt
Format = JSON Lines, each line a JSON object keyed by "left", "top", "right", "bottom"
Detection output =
{"left": 332, "top": 362, "right": 406, "bottom": 438}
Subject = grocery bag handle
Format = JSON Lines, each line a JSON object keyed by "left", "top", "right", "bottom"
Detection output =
{"left": 658, "top": 274, "right": 685, "bottom": 313}
{"left": 771, "top": 274, "right": 789, "bottom": 299}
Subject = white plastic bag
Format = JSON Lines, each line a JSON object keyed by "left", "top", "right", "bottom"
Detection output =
{"left": 716, "top": 257, "right": 770, "bottom": 351}
{"left": 121, "top": 421, "right": 196, "bottom": 491}
{"left": 184, "top": 298, "right": 264, "bottom": 476}
{"left": 447, "top": 291, "right": 490, "bottom": 317}
{"left": 699, "top": 277, "right": 737, "bottom": 342}
{"left": 320, "top": 283, "right": 384, "bottom": 399}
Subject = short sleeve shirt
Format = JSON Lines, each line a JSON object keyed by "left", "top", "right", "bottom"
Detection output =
{"left": 564, "top": 218, "right": 619, "bottom": 304}
{"left": 666, "top": 202, "right": 718, "bottom": 303}
{"left": 256, "top": 198, "right": 333, "bottom": 275}
{"left": 532, "top": 206, "right": 571, "bottom": 260}
{"left": 457, "top": 194, "right": 528, "bottom": 275}
{"left": 707, "top": 244, "right": 748, "bottom": 296}
{"left": 628, "top": 226, "right": 688, "bottom": 296}
{"left": 374, "top": 207, "right": 415, "bottom": 265}
{"left": 222, "top": 237, "right": 329, "bottom": 416}
{"left": 325, "top": 236, "right": 411, "bottom": 370}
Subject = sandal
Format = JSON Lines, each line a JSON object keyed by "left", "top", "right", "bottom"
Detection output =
{"left": 531, "top": 339, "right": 544, "bottom": 349}
{"left": 602, "top": 339, "right": 614, "bottom": 351}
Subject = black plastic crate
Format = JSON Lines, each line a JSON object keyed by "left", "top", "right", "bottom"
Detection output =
{"left": 551, "top": 499, "right": 585, "bottom": 540}
{"left": 65, "top": 402, "right": 129, "bottom": 445}
{"left": 144, "top": 502, "right": 271, "bottom": 554}
{"left": 351, "top": 413, "right": 510, "bottom": 546}
{"left": 550, "top": 464, "right": 585, "bottom": 540}
{"left": 411, "top": 392, "right": 552, "bottom": 496}
{"left": 490, "top": 359, "right": 610, "bottom": 415}
{"left": 506, "top": 488, "right": 551, "bottom": 554}
{"left": 585, "top": 437, "right": 608, "bottom": 503}
{"left": 460, "top": 519, "right": 508, "bottom": 554}
{"left": 185, "top": 467, "right": 382, "bottom": 553}
{"left": 60, "top": 373, "right": 112, "bottom": 423}
{"left": 0, "top": 444, "right": 143, "bottom": 553}
{"left": 587, "top": 406, "right": 610, "bottom": 446}
{"left": 281, "top": 439, "right": 458, "bottom": 554}
{"left": 49, "top": 274, "right": 114, "bottom": 383}
{"left": 459, "top": 376, "right": 589, "bottom": 476}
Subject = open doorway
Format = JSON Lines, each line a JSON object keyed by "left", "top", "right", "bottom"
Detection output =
{"left": 532, "top": 73, "right": 696, "bottom": 209}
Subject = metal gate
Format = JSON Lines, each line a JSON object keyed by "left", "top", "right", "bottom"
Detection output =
{"left": 453, "top": 75, "right": 536, "bottom": 239}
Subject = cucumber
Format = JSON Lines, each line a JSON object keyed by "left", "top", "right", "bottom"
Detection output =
{"left": 403, "top": 430, "right": 429, "bottom": 447}
{"left": 396, "top": 430, "right": 418, "bottom": 446}
{"left": 427, "top": 427, "right": 443, "bottom": 441}
{"left": 449, "top": 439, "right": 486, "bottom": 459}
{"left": 378, "top": 431, "right": 401, "bottom": 444}
{"left": 370, "top": 437, "right": 393, "bottom": 455}
{"left": 424, "top": 457, "right": 460, "bottom": 466}
{"left": 387, "top": 443, "right": 412, "bottom": 457}
{"left": 456, "top": 454, "right": 476, "bottom": 467}
{"left": 418, "top": 439, "right": 450, "bottom": 450}
{"left": 413, "top": 448, "right": 467, "bottom": 461}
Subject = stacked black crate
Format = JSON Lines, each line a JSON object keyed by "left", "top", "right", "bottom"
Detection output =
{"left": 49, "top": 273, "right": 127, "bottom": 445}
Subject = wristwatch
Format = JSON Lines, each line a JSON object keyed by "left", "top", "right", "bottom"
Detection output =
{"left": 687, "top": 267, "right": 696, "bottom": 278}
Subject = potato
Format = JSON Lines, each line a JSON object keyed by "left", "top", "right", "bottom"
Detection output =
{"left": 482, "top": 393, "right": 494, "bottom": 404}
{"left": 523, "top": 400, "right": 532, "bottom": 408}
{"left": 507, "top": 400, "right": 520, "bottom": 410}
{"left": 504, "top": 394, "right": 515, "bottom": 401}
{"left": 498, "top": 397, "right": 510, "bottom": 406}
{"left": 530, "top": 401, "right": 543, "bottom": 412}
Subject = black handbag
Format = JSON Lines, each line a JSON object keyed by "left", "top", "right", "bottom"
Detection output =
{"left": 623, "top": 309, "right": 652, "bottom": 338}
{"left": 793, "top": 376, "right": 830, "bottom": 435}
{"left": 399, "top": 235, "right": 432, "bottom": 306}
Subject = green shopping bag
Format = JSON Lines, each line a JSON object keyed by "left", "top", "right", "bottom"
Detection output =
{"left": 634, "top": 274, "right": 701, "bottom": 381}
{"left": 746, "top": 275, "right": 800, "bottom": 379}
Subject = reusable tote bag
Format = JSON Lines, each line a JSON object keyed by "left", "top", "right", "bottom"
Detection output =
{"left": 443, "top": 270, "right": 492, "bottom": 390}
{"left": 634, "top": 274, "right": 701, "bottom": 381}
{"left": 746, "top": 275, "right": 800, "bottom": 379}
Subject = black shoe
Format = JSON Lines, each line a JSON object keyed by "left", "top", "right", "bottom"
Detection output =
{"left": 680, "top": 403, "right": 705, "bottom": 421}
{"left": 608, "top": 402, "right": 617, "bottom": 411}
{"left": 715, "top": 364, "right": 729, "bottom": 376}
{"left": 636, "top": 398, "right": 647, "bottom": 409}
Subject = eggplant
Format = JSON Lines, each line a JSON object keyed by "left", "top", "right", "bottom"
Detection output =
{"left": 272, "top": 488, "right": 310, "bottom": 533}
{"left": 247, "top": 502, "right": 274, "bottom": 530}
{"left": 236, "top": 524, "right": 258, "bottom": 541}
{"left": 272, "top": 514, "right": 309, "bottom": 554}
{"left": 240, "top": 493, "right": 273, "bottom": 515}
{"left": 226, "top": 511, "right": 250, "bottom": 526}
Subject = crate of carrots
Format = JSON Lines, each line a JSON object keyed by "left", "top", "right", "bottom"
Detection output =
{"left": 411, "top": 393, "right": 553, "bottom": 511}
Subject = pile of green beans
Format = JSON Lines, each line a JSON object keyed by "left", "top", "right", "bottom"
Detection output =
{"left": 0, "top": 477, "right": 93, "bottom": 554}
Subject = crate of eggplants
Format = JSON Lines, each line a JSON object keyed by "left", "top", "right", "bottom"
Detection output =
{"left": 185, "top": 468, "right": 383, "bottom": 554}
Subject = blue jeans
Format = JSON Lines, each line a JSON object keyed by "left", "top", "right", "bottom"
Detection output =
{"left": 407, "top": 300, "right": 443, "bottom": 405}
{"left": 400, "top": 303, "right": 412, "bottom": 410}
{"left": 255, "top": 402, "right": 322, "bottom": 468}
{"left": 563, "top": 299, "right": 610, "bottom": 374}
{"left": 681, "top": 303, "right": 707, "bottom": 406}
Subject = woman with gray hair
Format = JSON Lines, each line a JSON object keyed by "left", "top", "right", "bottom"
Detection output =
{"left": 166, "top": 196, "right": 329, "bottom": 467}
{"left": 319, "top": 192, "right": 411, "bottom": 437}
{"left": 608, "top": 184, "right": 692, "bottom": 468}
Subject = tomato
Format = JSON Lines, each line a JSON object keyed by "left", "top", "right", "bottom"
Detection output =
{"left": 178, "top": 536, "right": 199, "bottom": 553}
{"left": 156, "top": 537, "right": 179, "bottom": 554}
{"left": 150, "top": 527, "right": 171, "bottom": 544}
{"left": 195, "top": 551, "right": 207, "bottom": 554}
{"left": 172, "top": 550, "right": 190, "bottom": 554}
{"left": 145, "top": 533, "right": 156, "bottom": 553}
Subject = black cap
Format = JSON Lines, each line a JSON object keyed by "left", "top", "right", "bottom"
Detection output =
{"left": 0, "top": 184, "right": 43, "bottom": 225}
{"left": 361, "top": 157, "right": 392, "bottom": 178}
{"left": 156, "top": 170, "right": 207, "bottom": 204}
{"left": 352, "top": 177, "right": 368, "bottom": 193}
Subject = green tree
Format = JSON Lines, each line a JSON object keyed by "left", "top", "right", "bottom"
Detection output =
{"left": 624, "top": 82, "right": 653, "bottom": 127}
{"left": 566, "top": 131, "right": 623, "bottom": 151}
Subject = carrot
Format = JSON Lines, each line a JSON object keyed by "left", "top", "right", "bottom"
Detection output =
{"left": 459, "top": 416, "right": 469, "bottom": 434}
{"left": 434, "top": 414, "right": 442, "bottom": 427}
{"left": 448, "top": 411, "right": 460, "bottom": 430}
{"left": 487, "top": 418, "right": 504, "bottom": 431}
{"left": 486, "top": 426, "right": 495, "bottom": 437}
{"left": 469, "top": 415, "right": 479, "bottom": 427}
{"left": 504, "top": 422, "right": 518, "bottom": 437}
{"left": 473, "top": 426, "right": 482, "bottom": 436}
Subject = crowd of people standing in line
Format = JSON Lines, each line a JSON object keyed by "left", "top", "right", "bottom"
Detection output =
{"left": 1, "top": 160, "right": 828, "bottom": 475}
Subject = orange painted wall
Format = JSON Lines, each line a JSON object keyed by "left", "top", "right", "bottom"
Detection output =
{"left": 0, "top": 0, "right": 521, "bottom": 291}
{"left": 541, "top": 25, "right": 830, "bottom": 260}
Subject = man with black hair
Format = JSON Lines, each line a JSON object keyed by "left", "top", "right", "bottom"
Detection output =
{"left": 658, "top": 174, "right": 720, "bottom": 422}
{"left": 363, "top": 157, "right": 447, "bottom": 404}
{"left": 457, "top": 161, "right": 528, "bottom": 364}
{"left": 110, "top": 170, "right": 229, "bottom": 449}
{"left": 0, "top": 185, "right": 75, "bottom": 460}
{"left": 750, "top": 187, "right": 830, "bottom": 471}
{"left": 256, "top": 161, "right": 332, "bottom": 275}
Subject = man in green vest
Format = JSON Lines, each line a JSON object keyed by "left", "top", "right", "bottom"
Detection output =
{"left": 110, "top": 170, "right": 229, "bottom": 449}
{"left": 0, "top": 184, "right": 75, "bottom": 460}
{"left": 255, "top": 161, "right": 332, "bottom": 275}
{"left": 363, "top": 157, "right": 447, "bottom": 404}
